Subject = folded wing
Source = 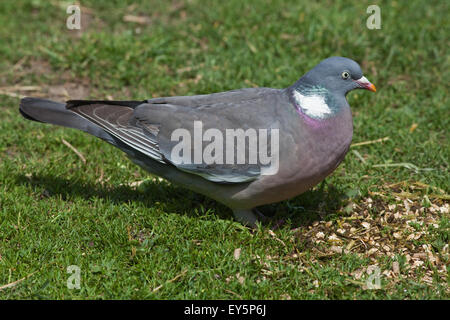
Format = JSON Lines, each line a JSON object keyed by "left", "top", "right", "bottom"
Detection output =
{"left": 68, "top": 87, "right": 283, "bottom": 183}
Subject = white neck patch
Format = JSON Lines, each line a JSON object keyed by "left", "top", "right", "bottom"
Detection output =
{"left": 293, "top": 90, "right": 333, "bottom": 119}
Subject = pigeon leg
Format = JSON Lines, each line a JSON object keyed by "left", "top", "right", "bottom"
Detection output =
{"left": 233, "top": 208, "right": 269, "bottom": 227}
{"left": 233, "top": 209, "right": 260, "bottom": 227}
{"left": 253, "top": 208, "right": 287, "bottom": 230}
{"left": 252, "top": 208, "right": 269, "bottom": 223}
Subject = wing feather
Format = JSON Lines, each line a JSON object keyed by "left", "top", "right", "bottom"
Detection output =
{"left": 67, "top": 87, "right": 285, "bottom": 183}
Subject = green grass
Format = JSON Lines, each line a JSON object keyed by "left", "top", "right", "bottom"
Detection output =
{"left": 0, "top": 0, "right": 448, "bottom": 299}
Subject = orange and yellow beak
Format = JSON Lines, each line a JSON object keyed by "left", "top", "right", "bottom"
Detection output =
{"left": 355, "top": 76, "right": 376, "bottom": 92}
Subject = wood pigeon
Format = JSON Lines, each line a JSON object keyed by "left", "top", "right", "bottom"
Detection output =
{"left": 19, "top": 56, "right": 376, "bottom": 226}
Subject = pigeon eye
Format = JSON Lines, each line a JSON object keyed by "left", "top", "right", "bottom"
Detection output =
{"left": 341, "top": 71, "right": 350, "bottom": 80}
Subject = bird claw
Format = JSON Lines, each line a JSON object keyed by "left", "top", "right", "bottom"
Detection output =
{"left": 233, "top": 208, "right": 286, "bottom": 229}
{"left": 233, "top": 209, "right": 264, "bottom": 228}
{"left": 252, "top": 208, "right": 269, "bottom": 223}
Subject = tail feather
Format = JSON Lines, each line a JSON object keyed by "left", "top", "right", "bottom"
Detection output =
{"left": 20, "top": 98, "right": 85, "bottom": 129}
{"left": 19, "top": 97, "right": 115, "bottom": 144}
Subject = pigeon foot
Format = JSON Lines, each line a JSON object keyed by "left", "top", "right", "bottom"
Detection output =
{"left": 233, "top": 209, "right": 267, "bottom": 228}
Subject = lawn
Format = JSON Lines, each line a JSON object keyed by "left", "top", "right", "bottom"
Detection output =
{"left": 0, "top": 0, "right": 448, "bottom": 299}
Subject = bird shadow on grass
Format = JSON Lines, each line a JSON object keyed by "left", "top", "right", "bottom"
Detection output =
{"left": 258, "top": 181, "right": 350, "bottom": 228}
{"left": 15, "top": 174, "right": 349, "bottom": 229}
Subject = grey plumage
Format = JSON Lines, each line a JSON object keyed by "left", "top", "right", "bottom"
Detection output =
{"left": 19, "top": 57, "right": 376, "bottom": 226}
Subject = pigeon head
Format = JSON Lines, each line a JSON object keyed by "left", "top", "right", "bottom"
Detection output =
{"left": 298, "top": 57, "right": 376, "bottom": 96}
